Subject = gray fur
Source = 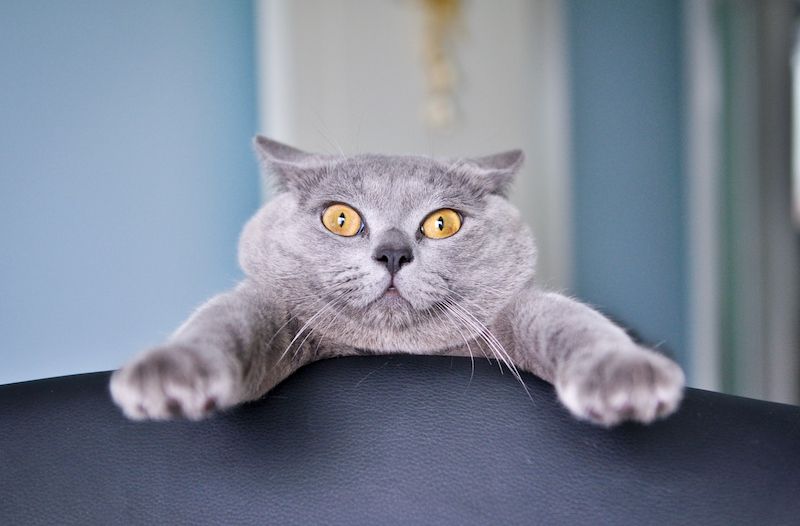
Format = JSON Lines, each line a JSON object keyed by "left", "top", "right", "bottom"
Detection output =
{"left": 110, "top": 137, "right": 684, "bottom": 426}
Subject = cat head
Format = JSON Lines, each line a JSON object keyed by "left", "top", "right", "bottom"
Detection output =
{"left": 239, "top": 136, "right": 536, "bottom": 352}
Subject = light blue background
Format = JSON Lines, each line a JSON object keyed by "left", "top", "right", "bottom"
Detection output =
{"left": 568, "top": 0, "right": 688, "bottom": 369}
{"left": 0, "top": 0, "right": 259, "bottom": 384}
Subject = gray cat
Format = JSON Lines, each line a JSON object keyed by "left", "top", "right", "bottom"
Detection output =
{"left": 110, "top": 137, "right": 684, "bottom": 427}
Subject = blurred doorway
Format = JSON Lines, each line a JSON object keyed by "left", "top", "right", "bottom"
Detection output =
{"left": 686, "top": 0, "right": 800, "bottom": 403}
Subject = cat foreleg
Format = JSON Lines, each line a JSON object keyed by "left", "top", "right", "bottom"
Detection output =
{"left": 505, "top": 289, "right": 685, "bottom": 426}
{"left": 110, "top": 282, "right": 295, "bottom": 420}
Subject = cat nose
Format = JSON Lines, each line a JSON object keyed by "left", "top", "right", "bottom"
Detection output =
{"left": 373, "top": 245, "right": 414, "bottom": 275}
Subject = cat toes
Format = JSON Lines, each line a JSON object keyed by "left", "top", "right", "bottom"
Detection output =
{"left": 110, "top": 345, "right": 237, "bottom": 421}
{"left": 555, "top": 348, "right": 685, "bottom": 427}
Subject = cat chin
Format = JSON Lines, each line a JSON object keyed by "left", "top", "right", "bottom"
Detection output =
{"left": 373, "top": 292, "right": 409, "bottom": 307}
{"left": 367, "top": 293, "right": 441, "bottom": 316}
{"left": 363, "top": 285, "right": 420, "bottom": 310}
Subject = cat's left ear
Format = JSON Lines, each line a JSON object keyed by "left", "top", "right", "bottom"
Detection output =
{"left": 463, "top": 149, "right": 525, "bottom": 196}
{"left": 252, "top": 135, "right": 329, "bottom": 194}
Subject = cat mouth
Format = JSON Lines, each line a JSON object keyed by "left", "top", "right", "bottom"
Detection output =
{"left": 384, "top": 286, "right": 401, "bottom": 298}
{"left": 364, "top": 283, "right": 409, "bottom": 309}
{"left": 380, "top": 279, "right": 409, "bottom": 302}
{"left": 368, "top": 279, "right": 411, "bottom": 307}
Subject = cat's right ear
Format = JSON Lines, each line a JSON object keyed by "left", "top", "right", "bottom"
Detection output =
{"left": 252, "top": 136, "right": 325, "bottom": 193}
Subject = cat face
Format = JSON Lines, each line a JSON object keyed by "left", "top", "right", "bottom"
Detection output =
{"left": 239, "top": 137, "right": 537, "bottom": 352}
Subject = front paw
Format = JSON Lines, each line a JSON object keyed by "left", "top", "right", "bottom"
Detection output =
{"left": 110, "top": 344, "right": 239, "bottom": 421}
{"left": 555, "top": 347, "right": 685, "bottom": 427}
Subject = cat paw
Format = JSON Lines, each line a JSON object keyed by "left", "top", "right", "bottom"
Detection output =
{"left": 555, "top": 347, "right": 685, "bottom": 427}
{"left": 110, "top": 345, "right": 239, "bottom": 421}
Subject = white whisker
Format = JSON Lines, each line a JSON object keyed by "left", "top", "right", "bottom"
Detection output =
{"left": 433, "top": 303, "right": 475, "bottom": 387}
{"left": 278, "top": 297, "right": 342, "bottom": 363}
{"left": 444, "top": 299, "right": 532, "bottom": 401}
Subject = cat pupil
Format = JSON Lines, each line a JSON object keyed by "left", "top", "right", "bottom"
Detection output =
{"left": 338, "top": 213, "right": 346, "bottom": 227}
{"left": 437, "top": 217, "right": 444, "bottom": 230}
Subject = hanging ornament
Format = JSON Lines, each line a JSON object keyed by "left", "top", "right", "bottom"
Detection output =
{"left": 418, "top": 0, "right": 463, "bottom": 131}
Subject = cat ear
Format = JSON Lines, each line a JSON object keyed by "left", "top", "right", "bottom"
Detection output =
{"left": 253, "top": 135, "right": 328, "bottom": 193}
{"left": 461, "top": 149, "right": 525, "bottom": 196}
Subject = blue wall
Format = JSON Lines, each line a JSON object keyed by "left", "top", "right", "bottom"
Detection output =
{"left": 0, "top": 1, "right": 259, "bottom": 384}
{"left": 567, "top": 1, "right": 688, "bottom": 368}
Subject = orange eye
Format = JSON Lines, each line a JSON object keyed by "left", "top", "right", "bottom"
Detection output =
{"left": 322, "top": 203, "right": 362, "bottom": 237}
{"left": 421, "top": 209, "right": 462, "bottom": 239}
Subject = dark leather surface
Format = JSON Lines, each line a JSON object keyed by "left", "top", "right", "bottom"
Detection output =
{"left": 1, "top": 355, "right": 799, "bottom": 525}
